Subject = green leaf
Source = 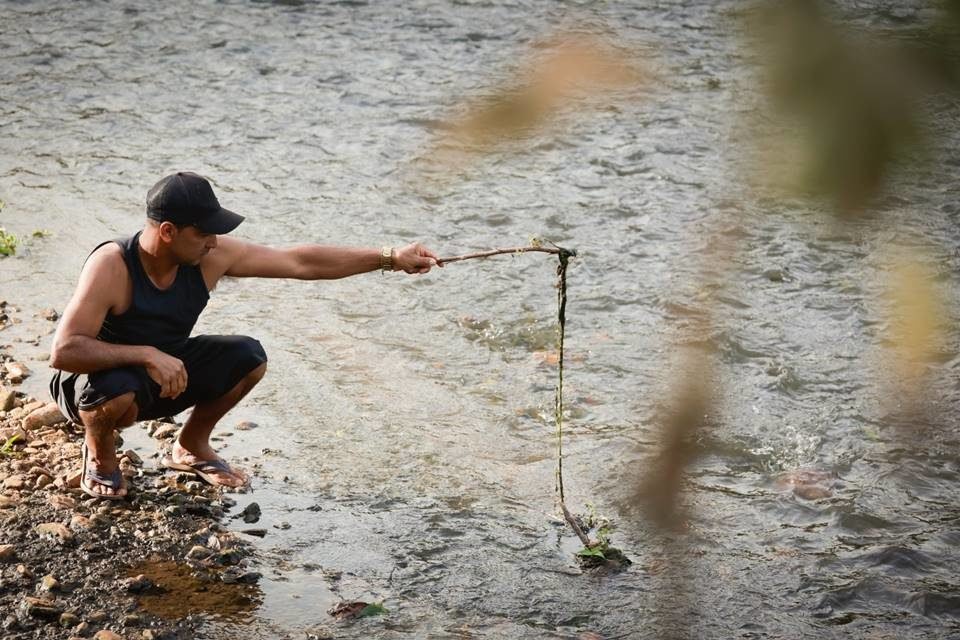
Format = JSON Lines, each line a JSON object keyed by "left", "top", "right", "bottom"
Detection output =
{"left": 0, "top": 433, "right": 23, "bottom": 455}
{"left": 358, "top": 602, "right": 388, "bottom": 617}
{"left": 576, "top": 546, "right": 606, "bottom": 560}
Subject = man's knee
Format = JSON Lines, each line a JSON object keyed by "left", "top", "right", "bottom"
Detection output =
{"left": 247, "top": 362, "right": 267, "bottom": 384}
{"left": 80, "top": 392, "right": 138, "bottom": 428}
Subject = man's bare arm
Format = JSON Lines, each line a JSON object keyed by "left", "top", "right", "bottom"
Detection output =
{"left": 204, "top": 236, "right": 440, "bottom": 282}
{"left": 50, "top": 246, "right": 188, "bottom": 399}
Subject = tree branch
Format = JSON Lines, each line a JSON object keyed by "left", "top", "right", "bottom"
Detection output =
{"left": 437, "top": 246, "right": 563, "bottom": 265}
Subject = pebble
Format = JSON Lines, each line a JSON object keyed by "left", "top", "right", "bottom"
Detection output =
{"left": 152, "top": 424, "right": 179, "bottom": 440}
{"left": 35, "top": 475, "right": 53, "bottom": 489}
{"left": 88, "top": 609, "right": 108, "bottom": 622}
{"left": 16, "top": 564, "right": 33, "bottom": 578}
{"left": 186, "top": 545, "right": 212, "bottom": 560}
{"left": 3, "top": 475, "right": 26, "bottom": 489}
{"left": 73, "top": 622, "right": 91, "bottom": 635}
{"left": 122, "top": 449, "right": 143, "bottom": 466}
{"left": 122, "top": 613, "right": 142, "bottom": 627}
{"left": 94, "top": 630, "right": 124, "bottom": 640}
{"left": 241, "top": 502, "right": 261, "bottom": 523}
{"left": 41, "top": 308, "right": 59, "bottom": 321}
{"left": 49, "top": 494, "right": 77, "bottom": 510}
{"left": 39, "top": 574, "right": 59, "bottom": 591}
{"left": 0, "top": 544, "right": 15, "bottom": 561}
{"left": 36, "top": 522, "right": 75, "bottom": 543}
{"left": 21, "top": 596, "right": 61, "bottom": 619}
{"left": 59, "top": 611, "right": 79, "bottom": 627}
{"left": 0, "top": 386, "right": 16, "bottom": 412}
{"left": 235, "top": 420, "right": 258, "bottom": 430}
{"left": 4, "top": 362, "right": 29, "bottom": 384}
{"left": 122, "top": 574, "right": 153, "bottom": 593}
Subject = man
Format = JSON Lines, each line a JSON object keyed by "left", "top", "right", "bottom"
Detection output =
{"left": 49, "top": 171, "right": 440, "bottom": 499}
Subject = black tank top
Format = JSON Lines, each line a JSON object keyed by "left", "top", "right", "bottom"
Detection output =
{"left": 93, "top": 231, "right": 210, "bottom": 354}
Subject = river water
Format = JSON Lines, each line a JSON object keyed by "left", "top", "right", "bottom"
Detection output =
{"left": 2, "top": 0, "right": 960, "bottom": 638}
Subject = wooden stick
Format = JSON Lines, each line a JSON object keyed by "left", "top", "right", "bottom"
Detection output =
{"left": 560, "top": 500, "right": 593, "bottom": 548}
{"left": 437, "top": 246, "right": 563, "bottom": 265}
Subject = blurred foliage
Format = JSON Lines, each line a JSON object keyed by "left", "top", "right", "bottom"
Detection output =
{"left": 745, "top": 0, "right": 960, "bottom": 215}
{"left": 415, "top": 30, "right": 648, "bottom": 182}
{"left": 630, "top": 347, "right": 715, "bottom": 530}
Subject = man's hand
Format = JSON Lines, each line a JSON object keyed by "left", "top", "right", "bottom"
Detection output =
{"left": 144, "top": 348, "right": 188, "bottom": 399}
{"left": 394, "top": 242, "right": 441, "bottom": 274}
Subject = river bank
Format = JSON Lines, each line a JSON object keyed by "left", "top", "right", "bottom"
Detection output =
{"left": 0, "top": 300, "right": 266, "bottom": 640}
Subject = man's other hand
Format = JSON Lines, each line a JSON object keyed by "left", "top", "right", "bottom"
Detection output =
{"left": 395, "top": 243, "right": 441, "bottom": 274}
{"left": 144, "top": 348, "right": 188, "bottom": 399}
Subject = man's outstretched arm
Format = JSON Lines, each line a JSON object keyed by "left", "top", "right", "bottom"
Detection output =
{"left": 49, "top": 245, "right": 188, "bottom": 399}
{"left": 208, "top": 236, "right": 440, "bottom": 281}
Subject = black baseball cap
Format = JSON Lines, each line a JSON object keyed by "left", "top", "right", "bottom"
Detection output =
{"left": 146, "top": 172, "right": 244, "bottom": 234}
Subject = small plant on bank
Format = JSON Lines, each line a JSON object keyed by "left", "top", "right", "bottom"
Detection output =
{"left": 0, "top": 228, "right": 15, "bottom": 257}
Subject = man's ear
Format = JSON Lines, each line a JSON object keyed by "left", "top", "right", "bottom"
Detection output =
{"left": 158, "top": 221, "right": 178, "bottom": 242}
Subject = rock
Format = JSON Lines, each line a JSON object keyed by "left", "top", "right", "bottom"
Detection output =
{"left": 0, "top": 495, "right": 17, "bottom": 509}
{"left": 29, "top": 465, "right": 54, "bottom": 478}
{"left": 0, "top": 386, "right": 16, "bottom": 412}
{"left": 16, "top": 564, "right": 33, "bottom": 578}
{"left": 39, "top": 575, "right": 60, "bottom": 591}
{"left": 152, "top": 424, "right": 179, "bottom": 440}
{"left": 94, "top": 631, "right": 123, "bottom": 640}
{"left": 221, "top": 568, "right": 261, "bottom": 584}
{"left": 121, "top": 449, "right": 142, "bottom": 466}
{"left": 0, "top": 544, "right": 15, "bottom": 561}
{"left": 35, "top": 522, "right": 75, "bottom": 543}
{"left": 207, "top": 535, "right": 222, "bottom": 551}
{"left": 241, "top": 502, "right": 261, "bottom": 523}
{"left": 3, "top": 475, "right": 26, "bottom": 489}
{"left": 59, "top": 612, "right": 79, "bottom": 627}
{"left": 35, "top": 475, "right": 53, "bottom": 489}
{"left": 122, "top": 574, "right": 153, "bottom": 593}
{"left": 142, "top": 630, "right": 157, "bottom": 640}
{"left": 88, "top": 609, "right": 108, "bottom": 623}
{"left": 41, "top": 308, "right": 59, "bottom": 321}
{"left": 74, "top": 621, "right": 91, "bottom": 635}
{"left": 49, "top": 494, "right": 77, "bottom": 510}
{"left": 21, "top": 596, "right": 62, "bottom": 620}
{"left": 186, "top": 545, "right": 212, "bottom": 560}
{"left": 21, "top": 400, "right": 45, "bottom": 414}
{"left": 60, "top": 469, "right": 82, "bottom": 489}
{"left": 122, "top": 613, "right": 141, "bottom": 627}
{"left": 241, "top": 528, "right": 267, "bottom": 538}
{"left": 4, "top": 362, "right": 29, "bottom": 383}
{"left": 235, "top": 420, "right": 258, "bottom": 430}
{"left": 59, "top": 611, "right": 79, "bottom": 627}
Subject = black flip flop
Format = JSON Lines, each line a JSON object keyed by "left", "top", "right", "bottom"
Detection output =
{"left": 80, "top": 443, "right": 126, "bottom": 501}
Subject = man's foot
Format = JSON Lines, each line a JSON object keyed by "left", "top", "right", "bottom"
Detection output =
{"left": 80, "top": 443, "right": 128, "bottom": 500}
{"left": 164, "top": 442, "right": 248, "bottom": 488}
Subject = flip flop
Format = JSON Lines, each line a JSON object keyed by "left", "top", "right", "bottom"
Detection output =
{"left": 80, "top": 443, "right": 126, "bottom": 501}
{"left": 161, "top": 456, "right": 240, "bottom": 487}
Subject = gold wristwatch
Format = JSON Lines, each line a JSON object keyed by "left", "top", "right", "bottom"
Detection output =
{"left": 379, "top": 246, "right": 394, "bottom": 272}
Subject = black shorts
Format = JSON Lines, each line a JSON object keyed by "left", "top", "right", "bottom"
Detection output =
{"left": 49, "top": 335, "right": 267, "bottom": 423}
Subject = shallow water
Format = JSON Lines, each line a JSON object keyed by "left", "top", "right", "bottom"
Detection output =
{"left": 2, "top": 0, "right": 960, "bottom": 638}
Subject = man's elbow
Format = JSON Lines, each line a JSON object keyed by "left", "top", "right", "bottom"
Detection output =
{"left": 49, "top": 335, "right": 73, "bottom": 371}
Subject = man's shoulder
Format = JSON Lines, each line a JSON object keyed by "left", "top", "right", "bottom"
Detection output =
{"left": 82, "top": 240, "right": 129, "bottom": 281}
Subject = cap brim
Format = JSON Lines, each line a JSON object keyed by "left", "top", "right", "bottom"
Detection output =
{"left": 197, "top": 207, "right": 244, "bottom": 235}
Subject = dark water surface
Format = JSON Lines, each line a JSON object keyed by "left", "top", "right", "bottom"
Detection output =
{"left": 2, "top": 1, "right": 960, "bottom": 638}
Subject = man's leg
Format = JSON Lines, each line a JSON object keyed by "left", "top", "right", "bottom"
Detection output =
{"left": 170, "top": 362, "right": 267, "bottom": 487}
{"left": 78, "top": 392, "right": 138, "bottom": 498}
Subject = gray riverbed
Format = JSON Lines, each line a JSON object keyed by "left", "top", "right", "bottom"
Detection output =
{"left": 2, "top": 1, "right": 960, "bottom": 638}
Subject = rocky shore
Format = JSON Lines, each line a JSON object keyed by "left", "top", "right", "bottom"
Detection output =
{"left": 0, "top": 303, "right": 262, "bottom": 640}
